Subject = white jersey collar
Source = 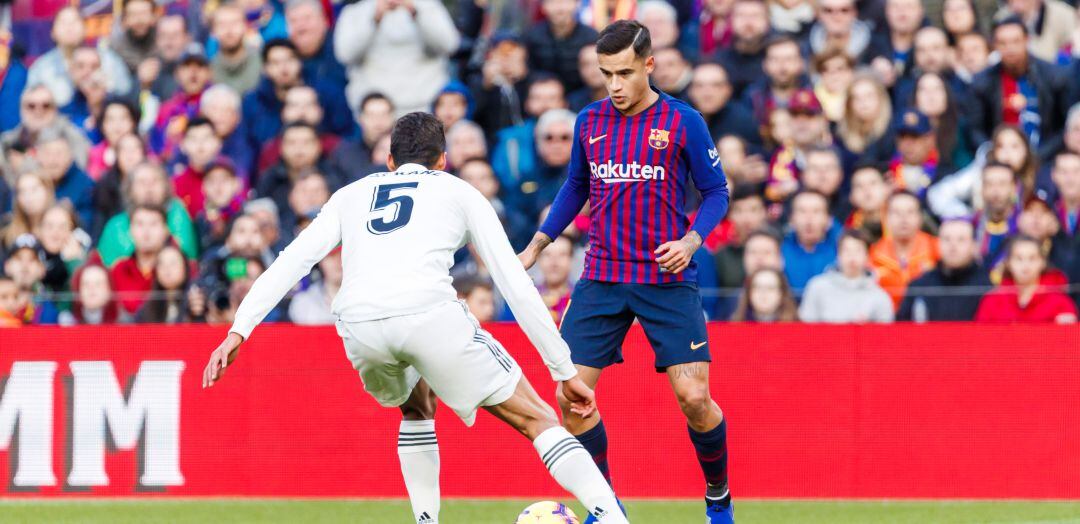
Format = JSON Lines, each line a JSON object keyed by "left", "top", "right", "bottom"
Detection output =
{"left": 395, "top": 163, "right": 430, "bottom": 173}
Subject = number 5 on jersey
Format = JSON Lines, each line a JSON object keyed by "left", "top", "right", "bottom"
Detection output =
{"left": 367, "top": 182, "right": 419, "bottom": 235}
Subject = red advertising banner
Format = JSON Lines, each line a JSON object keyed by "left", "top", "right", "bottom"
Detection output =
{"left": 0, "top": 324, "right": 1078, "bottom": 499}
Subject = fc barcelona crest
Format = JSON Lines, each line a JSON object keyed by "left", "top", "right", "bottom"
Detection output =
{"left": 648, "top": 128, "right": 670, "bottom": 150}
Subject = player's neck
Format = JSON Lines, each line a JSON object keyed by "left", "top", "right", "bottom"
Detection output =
{"left": 619, "top": 89, "right": 660, "bottom": 117}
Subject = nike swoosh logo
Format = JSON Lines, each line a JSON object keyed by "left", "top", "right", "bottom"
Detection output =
{"left": 589, "top": 134, "right": 607, "bottom": 145}
{"left": 690, "top": 341, "right": 707, "bottom": 350}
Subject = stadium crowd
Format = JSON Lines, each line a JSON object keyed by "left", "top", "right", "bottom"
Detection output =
{"left": 0, "top": 0, "right": 1079, "bottom": 327}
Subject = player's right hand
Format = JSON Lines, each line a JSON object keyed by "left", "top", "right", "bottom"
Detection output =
{"left": 559, "top": 377, "right": 596, "bottom": 419}
{"left": 202, "top": 332, "right": 243, "bottom": 388}
{"left": 517, "top": 249, "right": 538, "bottom": 270}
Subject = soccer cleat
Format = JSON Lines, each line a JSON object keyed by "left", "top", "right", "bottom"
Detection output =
{"left": 582, "top": 498, "right": 626, "bottom": 524}
{"left": 705, "top": 499, "right": 734, "bottom": 524}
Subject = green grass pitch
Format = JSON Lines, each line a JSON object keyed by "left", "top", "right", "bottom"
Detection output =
{"left": 4, "top": 499, "right": 1080, "bottom": 523}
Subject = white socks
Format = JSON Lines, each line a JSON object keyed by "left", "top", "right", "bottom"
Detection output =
{"left": 398, "top": 420, "right": 440, "bottom": 524}
{"left": 533, "top": 427, "right": 629, "bottom": 524}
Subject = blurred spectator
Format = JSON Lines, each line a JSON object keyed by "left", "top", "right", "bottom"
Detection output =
{"left": 536, "top": 235, "right": 575, "bottom": 323}
{"left": 61, "top": 261, "right": 122, "bottom": 325}
{"left": 713, "top": 184, "right": 769, "bottom": 290}
{"left": 782, "top": 190, "right": 840, "bottom": 291}
{"left": 286, "top": 0, "right": 347, "bottom": 93}
{"left": 809, "top": 0, "right": 877, "bottom": 63}
{"left": 744, "top": 36, "right": 809, "bottom": 127}
{"left": 288, "top": 247, "right": 342, "bottom": 325}
{"left": 801, "top": 146, "right": 850, "bottom": 220}
{"left": 86, "top": 97, "right": 140, "bottom": 182}
{"left": 173, "top": 117, "right": 224, "bottom": 217}
{"left": 938, "top": 0, "right": 992, "bottom": 42}
{"left": 33, "top": 128, "right": 95, "bottom": 229}
{"left": 766, "top": 89, "right": 830, "bottom": 206}
{"left": 909, "top": 72, "right": 974, "bottom": 172}
{"left": 1050, "top": 151, "right": 1080, "bottom": 284}
{"left": 974, "top": 162, "right": 1022, "bottom": 272}
{"left": 653, "top": 47, "right": 694, "bottom": 101}
{"left": 199, "top": 85, "right": 252, "bottom": 180}
{"left": 61, "top": 48, "right": 110, "bottom": 140}
{"left": 447, "top": 120, "right": 489, "bottom": 172}
{"left": 135, "top": 245, "right": 194, "bottom": 324}
{"left": 870, "top": 191, "right": 940, "bottom": 308}
{"left": 210, "top": 3, "right": 262, "bottom": 95}
{"left": 110, "top": 204, "right": 172, "bottom": 316}
{"left": 198, "top": 213, "right": 274, "bottom": 303}
{"left": 743, "top": 228, "right": 785, "bottom": 276}
{"left": 243, "top": 198, "right": 286, "bottom": 256}
{"left": 97, "top": 161, "right": 198, "bottom": 267}
{"left": 929, "top": 125, "right": 1038, "bottom": 218}
{"left": 470, "top": 33, "right": 532, "bottom": 137}
{"left": 236, "top": 0, "right": 289, "bottom": 45}
{"left": 995, "top": 0, "right": 1075, "bottom": 63}
{"left": 811, "top": 50, "right": 855, "bottom": 124}
{"left": 455, "top": 275, "right": 496, "bottom": 322}
{"left": 2, "top": 235, "right": 52, "bottom": 324}
{"left": 730, "top": 268, "right": 800, "bottom": 322}
{"left": 525, "top": 0, "right": 599, "bottom": 93}
{"left": 716, "top": 0, "right": 769, "bottom": 98}
{"left": 969, "top": 17, "right": 1072, "bottom": 160}
{"left": 887, "top": 109, "right": 940, "bottom": 198}
{"left": 146, "top": 14, "right": 194, "bottom": 100}
{"left": 898, "top": 219, "right": 992, "bottom": 321}
{"left": 458, "top": 157, "right": 522, "bottom": 238}
{"left": 2, "top": 171, "right": 54, "bottom": 253}
{"left": 768, "top": 0, "right": 815, "bottom": 41}
{"left": 872, "top": 0, "right": 925, "bottom": 85}
{"left": 636, "top": 1, "right": 683, "bottom": 53}
{"left": 257, "top": 122, "right": 337, "bottom": 217}
{"left": 110, "top": 0, "right": 158, "bottom": 74}
{"left": 283, "top": 170, "right": 331, "bottom": 237}
{"left": 0, "top": 276, "right": 20, "bottom": 327}
{"left": 506, "top": 108, "right": 576, "bottom": 236}
{"left": 493, "top": 76, "right": 571, "bottom": 184}
{"left": 578, "top": 0, "right": 638, "bottom": 31}
{"left": 694, "top": 0, "right": 735, "bottom": 59}
{"left": 845, "top": 165, "right": 890, "bottom": 243}
{"left": 433, "top": 81, "right": 474, "bottom": 130}
{"left": 902, "top": 27, "right": 968, "bottom": 97}
{"left": 195, "top": 160, "right": 246, "bottom": 253}
{"left": 800, "top": 229, "right": 895, "bottom": 322}
{"left": 0, "top": 33, "right": 29, "bottom": 134}
{"left": 37, "top": 203, "right": 89, "bottom": 294}
{"left": 1, "top": 85, "right": 91, "bottom": 174}
{"left": 567, "top": 44, "right": 606, "bottom": 111}
{"left": 836, "top": 73, "right": 894, "bottom": 167}
{"left": 330, "top": 92, "right": 395, "bottom": 182}
{"left": 716, "top": 135, "right": 767, "bottom": 185}
{"left": 954, "top": 32, "right": 991, "bottom": 83}
{"left": 975, "top": 235, "right": 1078, "bottom": 322}
{"left": 26, "top": 7, "right": 133, "bottom": 108}
{"left": 335, "top": 0, "right": 459, "bottom": 116}
{"left": 258, "top": 85, "right": 343, "bottom": 174}
{"left": 242, "top": 39, "right": 353, "bottom": 154}
{"left": 91, "top": 133, "right": 147, "bottom": 239}
{"left": 689, "top": 62, "right": 758, "bottom": 146}
{"left": 150, "top": 43, "right": 213, "bottom": 160}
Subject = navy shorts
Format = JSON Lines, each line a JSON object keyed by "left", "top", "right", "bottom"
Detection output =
{"left": 560, "top": 279, "right": 711, "bottom": 372}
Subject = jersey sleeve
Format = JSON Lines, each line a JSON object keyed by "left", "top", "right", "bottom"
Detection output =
{"left": 462, "top": 185, "right": 577, "bottom": 381}
{"left": 538, "top": 113, "right": 590, "bottom": 240}
{"left": 681, "top": 108, "right": 730, "bottom": 238}
{"left": 229, "top": 193, "right": 344, "bottom": 340}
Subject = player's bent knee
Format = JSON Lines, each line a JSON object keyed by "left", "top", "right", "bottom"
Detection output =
{"left": 676, "top": 387, "right": 712, "bottom": 421}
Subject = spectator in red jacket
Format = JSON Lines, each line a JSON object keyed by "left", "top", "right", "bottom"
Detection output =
{"left": 111, "top": 204, "right": 172, "bottom": 316}
{"left": 975, "top": 235, "right": 1078, "bottom": 323}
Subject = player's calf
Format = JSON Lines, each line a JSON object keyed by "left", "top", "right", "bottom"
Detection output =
{"left": 667, "top": 363, "right": 732, "bottom": 519}
{"left": 398, "top": 381, "right": 441, "bottom": 524}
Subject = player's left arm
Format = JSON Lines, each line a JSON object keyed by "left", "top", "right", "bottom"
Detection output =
{"left": 203, "top": 194, "right": 344, "bottom": 388}
{"left": 655, "top": 109, "right": 730, "bottom": 274}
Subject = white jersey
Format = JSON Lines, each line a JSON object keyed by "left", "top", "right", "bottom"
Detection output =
{"left": 230, "top": 163, "right": 577, "bottom": 381}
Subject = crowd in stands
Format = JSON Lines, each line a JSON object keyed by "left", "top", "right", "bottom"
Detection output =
{"left": 1, "top": 0, "right": 1079, "bottom": 328}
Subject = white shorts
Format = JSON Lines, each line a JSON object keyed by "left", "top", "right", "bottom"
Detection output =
{"left": 335, "top": 300, "right": 522, "bottom": 426}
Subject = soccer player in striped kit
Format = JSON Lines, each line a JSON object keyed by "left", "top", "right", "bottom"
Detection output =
{"left": 518, "top": 20, "right": 734, "bottom": 524}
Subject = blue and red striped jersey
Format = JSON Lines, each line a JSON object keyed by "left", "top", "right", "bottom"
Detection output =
{"left": 540, "top": 88, "right": 730, "bottom": 284}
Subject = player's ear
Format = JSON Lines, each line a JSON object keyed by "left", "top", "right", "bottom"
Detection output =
{"left": 386, "top": 153, "right": 397, "bottom": 171}
{"left": 644, "top": 55, "right": 655, "bottom": 75}
{"left": 433, "top": 152, "right": 447, "bottom": 172}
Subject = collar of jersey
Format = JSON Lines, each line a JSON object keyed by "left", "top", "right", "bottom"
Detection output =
{"left": 395, "top": 163, "right": 429, "bottom": 174}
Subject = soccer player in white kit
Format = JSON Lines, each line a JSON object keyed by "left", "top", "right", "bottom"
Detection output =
{"left": 202, "top": 113, "right": 629, "bottom": 524}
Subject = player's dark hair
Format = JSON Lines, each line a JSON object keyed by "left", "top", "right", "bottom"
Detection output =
{"left": 596, "top": 19, "right": 651, "bottom": 58}
{"left": 389, "top": 112, "right": 445, "bottom": 169}
{"left": 261, "top": 38, "right": 299, "bottom": 63}
{"left": 992, "top": 15, "right": 1028, "bottom": 38}
{"left": 360, "top": 92, "right": 393, "bottom": 113}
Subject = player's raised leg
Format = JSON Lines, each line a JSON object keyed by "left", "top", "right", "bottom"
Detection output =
{"left": 485, "top": 376, "right": 629, "bottom": 524}
{"left": 398, "top": 380, "right": 440, "bottom": 524}
{"left": 668, "top": 362, "right": 732, "bottom": 524}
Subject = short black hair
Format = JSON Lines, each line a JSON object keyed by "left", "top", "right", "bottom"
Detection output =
{"left": 992, "top": 15, "right": 1028, "bottom": 38}
{"left": 184, "top": 116, "right": 216, "bottom": 135}
{"left": 764, "top": 34, "right": 800, "bottom": 56}
{"left": 131, "top": 203, "right": 168, "bottom": 224}
{"left": 731, "top": 182, "right": 765, "bottom": 203}
{"left": 744, "top": 227, "right": 782, "bottom": 248}
{"left": 261, "top": 38, "right": 299, "bottom": 63}
{"left": 839, "top": 228, "right": 871, "bottom": 250}
{"left": 389, "top": 112, "right": 445, "bottom": 168}
{"left": 97, "top": 95, "right": 141, "bottom": 133}
{"left": 886, "top": 189, "right": 922, "bottom": 209}
{"left": 360, "top": 92, "right": 393, "bottom": 113}
{"left": 596, "top": 19, "right": 651, "bottom": 58}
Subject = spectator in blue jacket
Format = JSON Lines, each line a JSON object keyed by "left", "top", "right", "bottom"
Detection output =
{"left": 491, "top": 74, "right": 568, "bottom": 198}
{"left": 33, "top": 128, "right": 96, "bottom": 230}
{"left": 782, "top": 190, "right": 842, "bottom": 292}
{"left": 286, "top": 0, "right": 347, "bottom": 94}
{"left": 0, "top": 46, "right": 28, "bottom": 133}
